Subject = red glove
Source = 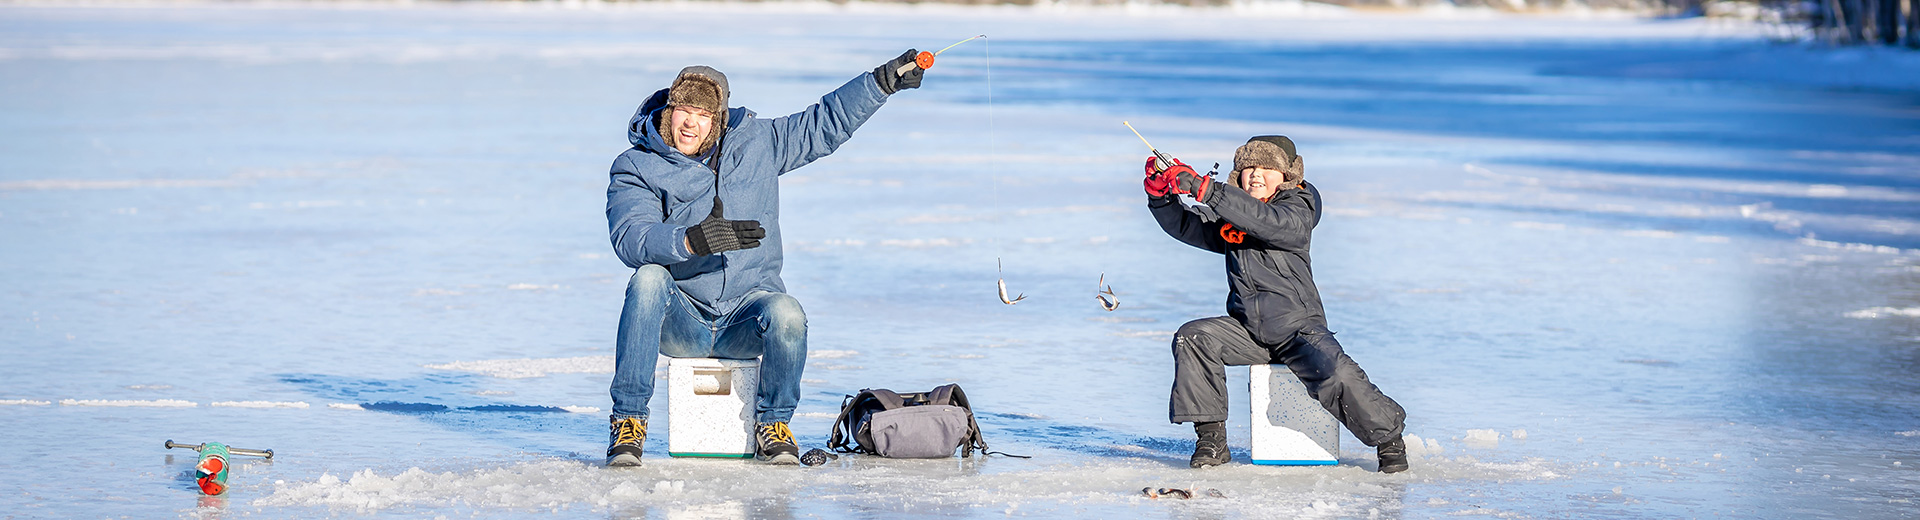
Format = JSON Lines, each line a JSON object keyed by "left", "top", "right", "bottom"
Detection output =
{"left": 1143, "top": 156, "right": 1191, "bottom": 198}
{"left": 1173, "top": 170, "right": 1212, "bottom": 202}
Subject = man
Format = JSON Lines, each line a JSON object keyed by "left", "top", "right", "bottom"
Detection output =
{"left": 603, "top": 51, "right": 925, "bottom": 466}
{"left": 1143, "top": 136, "right": 1410, "bottom": 473}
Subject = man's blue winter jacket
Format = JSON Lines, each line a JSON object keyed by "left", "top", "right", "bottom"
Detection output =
{"left": 606, "top": 72, "right": 889, "bottom": 316}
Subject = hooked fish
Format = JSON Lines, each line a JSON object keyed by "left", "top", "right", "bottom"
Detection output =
{"left": 997, "top": 258, "right": 1025, "bottom": 305}
{"left": 1096, "top": 273, "right": 1118, "bottom": 311}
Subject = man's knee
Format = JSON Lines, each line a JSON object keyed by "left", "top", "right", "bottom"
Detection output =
{"left": 627, "top": 264, "right": 673, "bottom": 299}
{"left": 758, "top": 293, "right": 807, "bottom": 339}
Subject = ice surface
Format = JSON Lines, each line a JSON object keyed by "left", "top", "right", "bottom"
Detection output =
{"left": 1, "top": 2, "right": 1917, "bottom": 519}
{"left": 424, "top": 356, "right": 615, "bottom": 379}
{"left": 210, "top": 401, "right": 311, "bottom": 409}
{"left": 57, "top": 399, "right": 197, "bottom": 408}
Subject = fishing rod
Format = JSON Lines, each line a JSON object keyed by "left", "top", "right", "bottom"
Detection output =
{"left": 1124, "top": 121, "right": 1181, "bottom": 173}
{"left": 895, "top": 35, "right": 986, "bottom": 77}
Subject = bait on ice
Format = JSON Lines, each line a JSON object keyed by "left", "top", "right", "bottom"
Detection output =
{"left": 165, "top": 440, "right": 273, "bottom": 495}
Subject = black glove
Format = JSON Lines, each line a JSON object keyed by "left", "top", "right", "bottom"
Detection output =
{"left": 873, "top": 49, "right": 924, "bottom": 95}
{"left": 685, "top": 200, "right": 766, "bottom": 257}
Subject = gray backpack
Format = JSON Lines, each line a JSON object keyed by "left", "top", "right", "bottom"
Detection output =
{"left": 829, "top": 384, "right": 1002, "bottom": 458}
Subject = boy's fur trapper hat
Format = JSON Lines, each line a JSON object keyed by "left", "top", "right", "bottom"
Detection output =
{"left": 658, "top": 65, "right": 730, "bottom": 155}
{"left": 1232, "top": 135, "right": 1305, "bottom": 187}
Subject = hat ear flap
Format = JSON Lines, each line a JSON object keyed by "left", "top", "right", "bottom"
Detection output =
{"left": 1287, "top": 155, "right": 1305, "bottom": 184}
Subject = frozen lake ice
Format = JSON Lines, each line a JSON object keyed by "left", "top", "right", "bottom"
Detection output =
{"left": 1, "top": 3, "right": 1916, "bottom": 518}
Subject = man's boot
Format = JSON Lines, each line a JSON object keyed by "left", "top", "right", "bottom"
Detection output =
{"left": 1376, "top": 436, "right": 1410, "bottom": 473}
{"left": 754, "top": 422, "right": 801, "bottom": 465}
{"left": 606, "top": 416, "right": 647, "bottom": 467}
{"left": 1190, "top": 421, "right": 1230, "bottom": 468}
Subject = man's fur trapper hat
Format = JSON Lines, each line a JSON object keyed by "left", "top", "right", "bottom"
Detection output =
{"left": 658, "top": 65, "right": 730, "bottom": 156}
{"left": 1232, "top": 135, "right": 1304, "bottom": 187}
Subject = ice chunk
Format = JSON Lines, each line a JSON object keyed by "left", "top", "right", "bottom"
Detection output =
{"left": 0, "top": 399, "right": 51, "bottom": 406}
{"left": 328, "top": 403, "right": 364, "bottom": 410}
{"left": 810, "top": 349, "right": 859, "bottom": 359}
{"left": 1464, "top": 429, "right": 1501, "bottom": 447}
{"left": 560, "top": 406, "right": 601, "bottom": 414}
{"left": 1512, "top": 429, "right": 1528, "bottom": 440}
{"left": 1846, "top": 307, "right": 1920, "bottom": 319}
{"left": 1897, "top": 430, "right": 1919, "bottom": 437}
{"left": 1404, "top": 434, "right": 1448, "bottom": 457}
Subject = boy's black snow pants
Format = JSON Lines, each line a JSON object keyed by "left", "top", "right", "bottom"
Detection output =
{"left": 1168, "top": 316, "right": 1406, "bottom": 447}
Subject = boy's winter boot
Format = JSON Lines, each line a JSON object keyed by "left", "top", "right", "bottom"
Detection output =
{"left": 754, "top": 422, "right": 801, "bottom": 465}
{"left": 606, "top": 416, "right": 647, "bottom": 467}
{"left": 1376, "top": 436, "right": 1410, "bottom": 473}
{"left": 1190, "top": 421, "right": 1230, "bottom": 468}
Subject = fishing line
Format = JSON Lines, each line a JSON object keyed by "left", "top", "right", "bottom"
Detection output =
{"left": 985, "top": 36, "right": 1022, "bottom": 305}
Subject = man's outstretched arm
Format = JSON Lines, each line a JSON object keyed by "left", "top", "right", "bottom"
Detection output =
{"left": 767, "top": 51, "right": 921, "bottom": 174}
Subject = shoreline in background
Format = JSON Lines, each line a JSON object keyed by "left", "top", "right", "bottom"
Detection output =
{"left": 0, "top": 0, "right": 1739, "bottom": 19}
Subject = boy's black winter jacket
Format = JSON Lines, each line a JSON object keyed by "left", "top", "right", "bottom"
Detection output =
{"left": 1148, "top": 180, "right": 1327, "bottom": 346}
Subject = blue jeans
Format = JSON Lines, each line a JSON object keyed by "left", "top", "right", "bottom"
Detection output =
{"left": 611, "top": 264, "right": 808, "bottom": 424}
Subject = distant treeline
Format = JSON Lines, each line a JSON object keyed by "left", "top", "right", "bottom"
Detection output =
{"left": 431, "top": 0, "right": 1920, "bottom": 48}
{"left": 1790, "top": 0, "right": 1919, "bottom": 45}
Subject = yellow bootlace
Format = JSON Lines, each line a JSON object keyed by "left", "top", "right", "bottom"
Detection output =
{"left": 613, "top": 417, "right": 647, "bottom": 447}
{"left": 758, "top": 422, "right": 794, "bottom": 446}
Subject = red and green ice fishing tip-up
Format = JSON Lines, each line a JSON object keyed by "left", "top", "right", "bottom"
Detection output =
{"left": 194, "top": 442, "right": 231, "bottom": 495}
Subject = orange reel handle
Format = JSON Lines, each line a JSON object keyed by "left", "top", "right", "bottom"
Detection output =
{"left": 894, "top": 51, "right": 937, "bottom": 76}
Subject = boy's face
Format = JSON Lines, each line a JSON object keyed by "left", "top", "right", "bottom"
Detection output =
{"left": 1240, "top": 166, "right": 1286, "bottom": 200}
{"left": 668, "top": 105, "right": 713, "bottom": 156}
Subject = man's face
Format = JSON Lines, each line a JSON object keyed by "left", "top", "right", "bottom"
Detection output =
{"left": 668, "top": 105, "right": 713, "bottom": 156}
{"left": 1240, "top": 166, "right": 1286, "bottom": 200}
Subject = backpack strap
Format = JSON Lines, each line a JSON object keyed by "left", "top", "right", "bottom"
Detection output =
{"left": 828, "top": 393, "right": 857, "bottom": 453}
{"left": 945, "top": 385, "right": 984, "bottom": 457}
{"left": 927, "top": 384, "right": 957, "bottom": 407}
{"left": 865, "top": 388, "right": 906, "bottom": 411}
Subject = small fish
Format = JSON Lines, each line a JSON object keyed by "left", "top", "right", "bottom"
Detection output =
{"left": 1141, "top": 487, "right": 1192, "bottom": 500}
{"left": 1096, "top": 273, "right": 1118, "bottom": 311}
{"left": 1139, "top": 486, "right": 1224, "bottom": 499}
{"left": 997, "top": 258, "right": 1025, "bottom": 305}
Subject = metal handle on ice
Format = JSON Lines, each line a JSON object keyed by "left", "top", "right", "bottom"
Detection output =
{"left": 167, "top": 439, "right": 275, "bottom": 459}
